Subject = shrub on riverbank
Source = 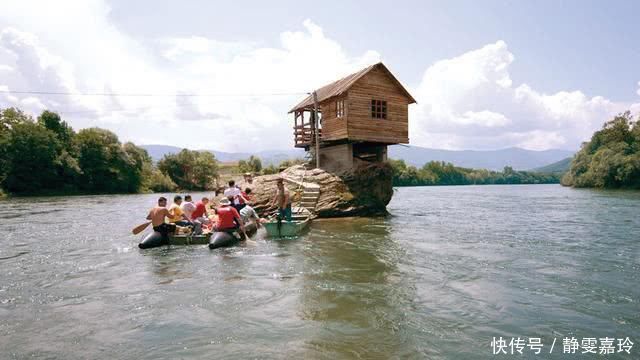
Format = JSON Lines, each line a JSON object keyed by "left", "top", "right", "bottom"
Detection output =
{"left": 389, "top": 159, "right": 560, "bottom": 186}
{"left": 0, "top": 107, "right": 185, "bottom": 195}
{"left": 562, "top": 111, "right": 640, "bottom": 188}
{"left": 157, "top": 149, "right": 219, "bottom": 190}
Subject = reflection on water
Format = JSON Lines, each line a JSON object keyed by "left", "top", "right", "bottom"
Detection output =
{"left": 0, "top": 185, "right": 639, "bottom": 359}
{"left": 298, "top": 218, "right": 420, "bottom": 358}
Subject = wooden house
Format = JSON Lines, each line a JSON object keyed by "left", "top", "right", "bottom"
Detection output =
{"left": 289, "top": 62, "right": 416, "bottom": 173}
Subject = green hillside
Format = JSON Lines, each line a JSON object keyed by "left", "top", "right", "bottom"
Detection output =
{"left": 531, "top": 157, "right": 572, "bottom": 174}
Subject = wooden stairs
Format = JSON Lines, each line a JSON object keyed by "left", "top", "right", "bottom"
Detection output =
{"left": 283, "top": 171, "right": 320, "bottom": 215}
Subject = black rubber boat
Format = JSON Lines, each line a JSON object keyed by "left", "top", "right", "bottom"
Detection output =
{"left": 138, "top": 231, "right": 166, "bottom": 249}
{"left": 139, "top": 223, "right": 257, "bottom": 249}
{"left": 208, "top": 222, "right": 257, "bottom": 249}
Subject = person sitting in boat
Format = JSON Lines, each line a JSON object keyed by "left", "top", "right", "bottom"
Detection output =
{"left": 145, "top": 197, "right": 174, "bottom": 242}
{"left": 243, "top": 187, "right": 253, "bottom": 203}
{"left": 224, "top": 180, "right": 249, "bottom": 212}
{"left": 191, "top": 197, "right": 211, "bottom": 235}
{"left": 215, "top": 196, "right": 247, "bottom": 239}
{"left": 270, "top": 177, "right": 292, "bottom": 222}
{"left": 239, "top": 203, "right": 261, "bottom": 229}
{"left": 168, "top": 195, "right": 192, "bottom": 226}
{"left": 180, "top": 195, "right": 196, "bottom": 221}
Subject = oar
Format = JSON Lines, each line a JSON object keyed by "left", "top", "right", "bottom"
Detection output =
{"left": 132, "top": 222, "right": 151, "bottom": 235}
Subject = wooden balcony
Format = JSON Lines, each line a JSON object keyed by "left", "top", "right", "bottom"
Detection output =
{"left": 294, "top": 124, "right": 322, "bottom": 148}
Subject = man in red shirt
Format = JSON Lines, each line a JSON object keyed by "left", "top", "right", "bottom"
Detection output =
{"left": 191, "top": 197, "right": 210, "bottom": 234}
{"left": 216, "top": 196, "right": 246, "bottom": 238}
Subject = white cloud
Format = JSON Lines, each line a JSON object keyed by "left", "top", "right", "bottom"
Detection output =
{"left": 0, "top": 1, "right": 380, "bottom": 151}
{"left": 0, "top": 1, "right": 638, "bottom": 152}
{"left": 410, "top": 41, "right": 639, "bottom": 150}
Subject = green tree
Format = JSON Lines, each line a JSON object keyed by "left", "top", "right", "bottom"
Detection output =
{"left": 37, "top": 111, "right": 75, "bottom": 148}
{"left": 261, "top": 164, "right": 279, "bottom": 175}
{"left": 0, "top": 108, "right": 32, "bottom": 184}
{"left": 158, "top": 149, "right": 218, "bottom": 190}
{"left": 238, "top": 155, "right": 262, "bottom": 173}
{"left": 388, "top": 159, "right": 560, "bottom": 187}
{"left": 2, "top": 122, "right": 61, "bottom": 193}
{"left": 563, "top": 111, "right": 640, "bottom": 188}
{"left": 76, "top": 128, "right": 145, "bottom": 193}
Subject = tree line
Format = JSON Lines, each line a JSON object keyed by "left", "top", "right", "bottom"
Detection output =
{"left": 0, "top": 107, "right": 220, "bottom": 195}
{"left": 562, "top": 111, "right": 640, "bottom": 188}
{"left": 389, "top": 159, "right": 560, "bottom": 186}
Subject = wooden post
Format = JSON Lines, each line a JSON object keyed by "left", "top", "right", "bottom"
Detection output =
{"left": 313, "top": 91, "right": 320, "bottom": 168}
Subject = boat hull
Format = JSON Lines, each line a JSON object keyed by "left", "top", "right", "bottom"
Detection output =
{"left": 208, "top": 222, "right": 258, "bottom": 249}
{"left": 263, "top": 218, "right": 310, "bottom": 237}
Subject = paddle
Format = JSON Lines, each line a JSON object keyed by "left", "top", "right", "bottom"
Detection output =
{"left": 132, "top": 221, "right": 151, "bottom": 235}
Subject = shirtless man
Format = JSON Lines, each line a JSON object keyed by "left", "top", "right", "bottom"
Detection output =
{"left": 270, "top": 178, "right": 292, "bottom": 221}
{"left": 146, "top": 197, "right": 173, "bottom": 240}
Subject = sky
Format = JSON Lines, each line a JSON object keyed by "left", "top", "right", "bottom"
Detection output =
{"left": 0, "top": 0, "right": 639, "bottom": 152}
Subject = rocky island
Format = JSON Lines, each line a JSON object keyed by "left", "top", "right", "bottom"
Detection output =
{"left": 249, "top": 163, "right": 394, "bottom": 218}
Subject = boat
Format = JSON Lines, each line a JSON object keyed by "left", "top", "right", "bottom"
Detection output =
{"left": 263, "top": 207, "right": 312, "bottom": 238}
{"left": 168, "top": 232, "right": 212, "bottom": 245}
{"left": 263, "top": 217, "right": 310, "bottom": 237}
{"left": 208, "top": 222, "right": 258, "bottom": 249}
{"left": 139, "top": 222, "right": 258, "bottom": 249}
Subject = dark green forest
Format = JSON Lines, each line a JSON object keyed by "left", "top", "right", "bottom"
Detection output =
{"left": 562, "top": 111, "right": 640, "bottom": 188}
{"left": 389, "top": 159, "right": 560, "bottom": 186}
{"left": 0, "top": 107, "right": 218, "bottom": 195}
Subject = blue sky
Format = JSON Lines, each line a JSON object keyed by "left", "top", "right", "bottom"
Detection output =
{"left": 110, "top": 0, "right": 640, "bottom": 101}
{"left": 0, "top": 0, "right": 639, "bottom": 151}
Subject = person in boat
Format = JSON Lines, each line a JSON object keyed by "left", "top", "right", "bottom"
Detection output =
{"left": 243, "top": 187, "right": 253, "bottom": 203}
{"left": 224, "top": 180, "right": 247, "bottom": 211}
{"left": 146, "top": 197, "right": 174, "bottom": 242}
{"left": 180, "top": 194, "right": 196, "bottom": 221}
{"left": 168, "top": 195, "right": 192, "bottom": 226}
{"left": 191, "top": 197, "right": 211, "bottom": 235}
{"left": 215, "top": 196, "right": 247, "bottom": 239}
{"left": 239, "top": 202, "right": 261, "bottom": 229}
{"left": 271, "top": 177, "right": 292, "bottom": 221}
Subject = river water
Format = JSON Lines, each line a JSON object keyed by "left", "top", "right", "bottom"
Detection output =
{"left": 0, "top": 185, "right": 638, "bottom": 359}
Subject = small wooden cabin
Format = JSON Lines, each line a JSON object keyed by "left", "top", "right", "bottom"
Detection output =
{"left": 289, "top": 62, "right": 416, "bottom": 173}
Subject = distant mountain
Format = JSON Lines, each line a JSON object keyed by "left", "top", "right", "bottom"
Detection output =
{"left": 141, "top": 145, "right": 304, "bottom": 166}
{"left": 530, "top": 157, "right": 573, "bottom": 174}
{"left": 142, "top": 144, "right": 574, "bottom": 171}
{"left": 388, "top": 145, "right": 574, "bottom": 171}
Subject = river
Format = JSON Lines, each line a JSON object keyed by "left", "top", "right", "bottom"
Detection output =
{"left": 0, "top": 185, "right": 638, "bottom": 359}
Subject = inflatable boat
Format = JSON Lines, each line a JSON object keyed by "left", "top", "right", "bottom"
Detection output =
{"left": 208, "top": 222, "right": 257, "bottom": 249}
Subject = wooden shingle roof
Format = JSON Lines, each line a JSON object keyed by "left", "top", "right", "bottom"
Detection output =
{"left": 288, "top": 62, "right": 416, "bottom": 113}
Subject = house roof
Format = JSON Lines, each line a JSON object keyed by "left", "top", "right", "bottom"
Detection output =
{"left": 288, "top": 62, "right": 417, "bottom": 113}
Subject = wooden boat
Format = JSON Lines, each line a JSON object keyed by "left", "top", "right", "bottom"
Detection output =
{"left": 168, "top": 222, "right": 258, "bottom": 246}
{"left": 168, "top": 232, "right": 212, "bottom": 245}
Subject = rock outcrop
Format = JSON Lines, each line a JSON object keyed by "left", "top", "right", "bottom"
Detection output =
{"left": 249, "top": 162, "right": 394, "bottom": 217}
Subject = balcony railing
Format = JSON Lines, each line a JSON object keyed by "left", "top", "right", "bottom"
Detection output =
{"left": 294, "top": 124, "right": 322, "bottom": 147}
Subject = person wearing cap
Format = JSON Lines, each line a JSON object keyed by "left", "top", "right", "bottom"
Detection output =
{"left": 215, "top": 196, "right": 246, "bottom": 238}
{"left": 270, "top": 177, "right": 292, "bottom": 222}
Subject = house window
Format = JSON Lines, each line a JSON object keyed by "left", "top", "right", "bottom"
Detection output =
{"left": 371, "top": 99, "right": 387, "bottom": 119}
{"left": 336, "top": 99, "right": 345, "bottom": 118}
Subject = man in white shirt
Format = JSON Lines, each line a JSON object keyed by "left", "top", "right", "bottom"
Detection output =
{"left": 223, "top": 180, "right": 242, "bottom": 207}
{"left": 180, "top": 194, "right": 196, "bottom": 220}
